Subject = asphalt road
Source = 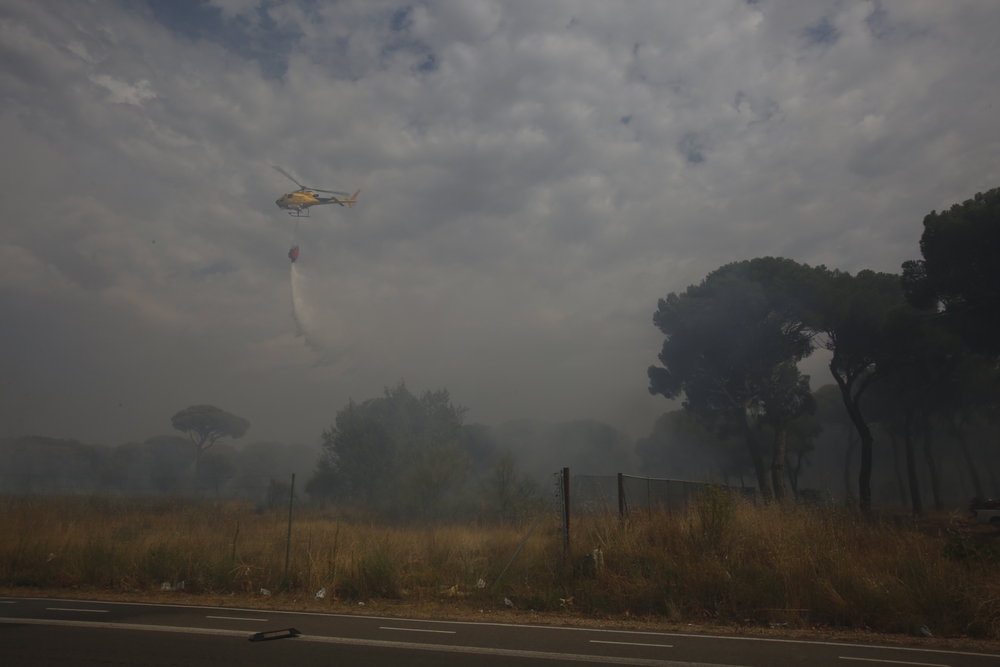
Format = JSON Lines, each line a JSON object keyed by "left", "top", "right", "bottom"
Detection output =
{"left": 2, "top": 596, "right": 998, "bottom": 667}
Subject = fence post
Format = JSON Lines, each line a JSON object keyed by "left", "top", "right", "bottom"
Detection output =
{"left": 562, "top": 467, "right": 570, "bottom": 558}
{"left": 617, "top": 473, "right": 625, "bottom": 520}
{"left": 284, "top": 473, "right": 295, "bottom": 583}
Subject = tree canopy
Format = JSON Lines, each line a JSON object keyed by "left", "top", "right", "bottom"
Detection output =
{"left": 902, "top": 187, "right": 1000, "bottom": 356}
{"left": 170, "top": 405, "right": 250, "bottom": 491}
{"left": 170, "top": 405, "right": 250, "bottom": 455}
{"left": 308, "top": 382, "right": 467, "bottom": 515}
{"left": 648, "top": 257, "right": 817, "bottom": 499}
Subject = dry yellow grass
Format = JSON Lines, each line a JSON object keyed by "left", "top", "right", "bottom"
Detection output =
{"left": 1, "top": 492, "right": 998, "bottom": 639}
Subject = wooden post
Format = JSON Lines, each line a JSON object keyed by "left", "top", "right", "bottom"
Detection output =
{"left": 562, "top": 467, "right": 570, "bottom": 557}
{"left": 617, "top": 472, "right": 625, "bottom": 520}
{"left": 284, "top": 473, "right": 295, "bottom": 582}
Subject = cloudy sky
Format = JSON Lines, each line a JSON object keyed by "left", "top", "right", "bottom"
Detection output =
{"left": 2, "top": 0, "right": 998, "bottom": 449}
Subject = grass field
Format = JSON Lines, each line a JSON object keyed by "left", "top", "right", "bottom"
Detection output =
{"left": 2, "top": 491, "right": 998, "bottom": 639}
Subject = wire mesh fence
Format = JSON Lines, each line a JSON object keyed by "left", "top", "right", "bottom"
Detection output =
{"left": 2, "top": 471, "right": 756, "bottom": 518}
{"left": 572, "top": 474, "right": 756, "bottom": 516}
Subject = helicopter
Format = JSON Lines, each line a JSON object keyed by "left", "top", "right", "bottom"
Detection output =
{"left": 273, "top": 165, "right": 360, "bottom": 217}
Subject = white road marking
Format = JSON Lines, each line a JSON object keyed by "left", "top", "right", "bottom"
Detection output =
{"left": 0, "top": 618, "right": 741, "bottom": 666}
{"left": 46, "top": 607, "right": 109, "bottom": 613}
{"left": 592, "top": 640, "right": 674, "bottom": 648}
{"left": 839, "top": 657, "right": 949, "bottom": 667}
{"left": 206, "top": 615, "right": 268, "bottom": 622}
{"left": 380, "top": 626, "right": 456, "bottom": 634}
{"left": 10, "top": 598, "right": 996, "bottom": 661}
{"left": 0, "top": 601, "right": 16, "bottom": 604}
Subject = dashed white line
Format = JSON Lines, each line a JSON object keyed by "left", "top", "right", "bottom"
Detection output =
{"left": 46, "top": 607, "right": 109, "bottom": 613}
{"left": 592, "top": 640, "right": 674, "bottom": 648}
{"left": 0, "top": 601, "right": 16, "bottom": 604}
{"left": 9, "top": 599, "right": 998, "bottom": 662}
{"left": 379, "top": 626, "right": 457, "bottom": 634}
{"left": 839, "top": 657, "right": 949, "bottom": 667}
{"left": 205, "top": 615, "right": 268, "bottom": 622}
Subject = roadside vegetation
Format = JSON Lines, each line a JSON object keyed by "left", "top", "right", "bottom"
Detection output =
{"left": 2, "top": 492, "right": 998, "bottom": 639}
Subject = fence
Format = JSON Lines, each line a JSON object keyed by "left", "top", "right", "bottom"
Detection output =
{"left": 572, "top": 473, "right": 756, "bottom": 517}
{"left": 1, "top": 471, "right": 755, "bottom": 517}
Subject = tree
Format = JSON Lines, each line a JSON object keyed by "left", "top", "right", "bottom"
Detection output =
{"left": 170, "top": 405, "right": 249, "bottom": 488}
{"left": 310, "top": 382, "right": 467, "bottom": 515}
{"left": 878, "top": 306, "right": 971, "bottom": 515}
{"left": 810, "top": 269, "right": 904, "bottom": 511}
{"left": 648, "top": 258, "right": 816, "bottom": 499}
{"left": 902, "top": 187, "right": 1000, "bottom": 356}
{"left": 488, "top": 451, "right": 540, "bottom": 522}
{"left": 635, "top": 409, "right": 750, "bottom": 484}
{"left": 197, "top": 445, "right": 238, "bottom": 499}
{"left": 783, "top": 414, "right": 822, "bottom": 500}
{"left": 758, "top": 363, "right": 816, "bottom": 501}
{"left": 935, "top": 355, "right": 999, "bottom": 501}
{"left": 860, "top": 380, "right": 910, "bottom": 506}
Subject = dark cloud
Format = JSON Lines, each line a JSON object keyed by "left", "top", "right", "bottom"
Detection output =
{"left": 145, "top": 0, "right": 301, "bottom": 78}
{"left": 802, "top": 17, "right": 839, "bottom": 46}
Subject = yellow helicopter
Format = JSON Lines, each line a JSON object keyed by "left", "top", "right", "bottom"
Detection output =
{"left": 273, "top": 166, "right": 360, "bottom": 217}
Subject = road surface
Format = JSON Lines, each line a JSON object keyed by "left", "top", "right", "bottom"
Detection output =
{"left": 2, "top": 596, "right": 997, "bottom": 666}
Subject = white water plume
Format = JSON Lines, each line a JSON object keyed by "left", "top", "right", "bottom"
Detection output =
{"left": 289, "top": 261, "right": 324, "bottom": 353}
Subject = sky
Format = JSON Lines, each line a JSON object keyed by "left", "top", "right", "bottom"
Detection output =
{"left": 1, "top": 0, "right": 999, "bottom": 450}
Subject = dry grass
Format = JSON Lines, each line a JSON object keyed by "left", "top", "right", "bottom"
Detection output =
{"left": 1, "top": 492, "right": 998, "bottom": 639}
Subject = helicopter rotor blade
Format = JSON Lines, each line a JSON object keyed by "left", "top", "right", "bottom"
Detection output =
{"left": 311, "top": 188, "right": 352, "bottom": 196}
{"left": 272, "top": 165, "right": 305, "bottom": 190}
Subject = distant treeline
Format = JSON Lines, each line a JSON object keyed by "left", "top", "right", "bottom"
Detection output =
{"left": 0, "top": 436, "right": 316, "bottom": 504}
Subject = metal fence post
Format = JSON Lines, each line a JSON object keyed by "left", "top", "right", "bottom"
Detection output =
{"left": 562, "top": 468, "right": 570, "bottom": 557}
{"left": 617, "top": 472, "right": 625, "bottom": 521}
{"left": 284, "top": 473, "right": 295, "bottom": 583}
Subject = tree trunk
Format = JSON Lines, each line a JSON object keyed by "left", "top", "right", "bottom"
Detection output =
{"left": 844, "top": 428, "right": 858, "bottom": 504}
{"left": 833, "top": 374, "right": 874, "bottom": 511}
{"left": 955, "top": 429, "right": 984, "bottom": 499}
{"left": 922, "top": 416, "right": 944, "bottom": 512}
{"left": 741, "top": 417, "right": 772, "bottom": 501}
{"left": 771, "top": 428, "right": 788, "bottom": 502}
{"left": 786, "top": 451, "right": 802, "bottom": 501}
{"left": 195, "top": 448, "right": 202, "bottom": 497}
{"left": 889, "top": 431, "right": 908, "bottom": 506}
{"left": 986, "top": 461, "right": 1000, "bottom": 498}
{"left": 904, "top": 407, "right": 923, "bottom": 516}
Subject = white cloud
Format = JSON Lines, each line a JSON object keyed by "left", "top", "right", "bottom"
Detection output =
{"left": 90, "top": 73, "right": 156, "bottom": 104}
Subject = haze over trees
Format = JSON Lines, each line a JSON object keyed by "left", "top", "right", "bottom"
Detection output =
{"left": 646, "top": 187, "right": 1000, "bottom": 514}
{"left": 647, "top": 258, "right": 817, "bottom": 501}
{"left": 307, "top": 383, "right": 468, "bottom": 516}
{"left": 4, "top": 189, "right": 998, "bottom": 517}
{"left": 303, "top": 383, "right": 639, "bottom": 519}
